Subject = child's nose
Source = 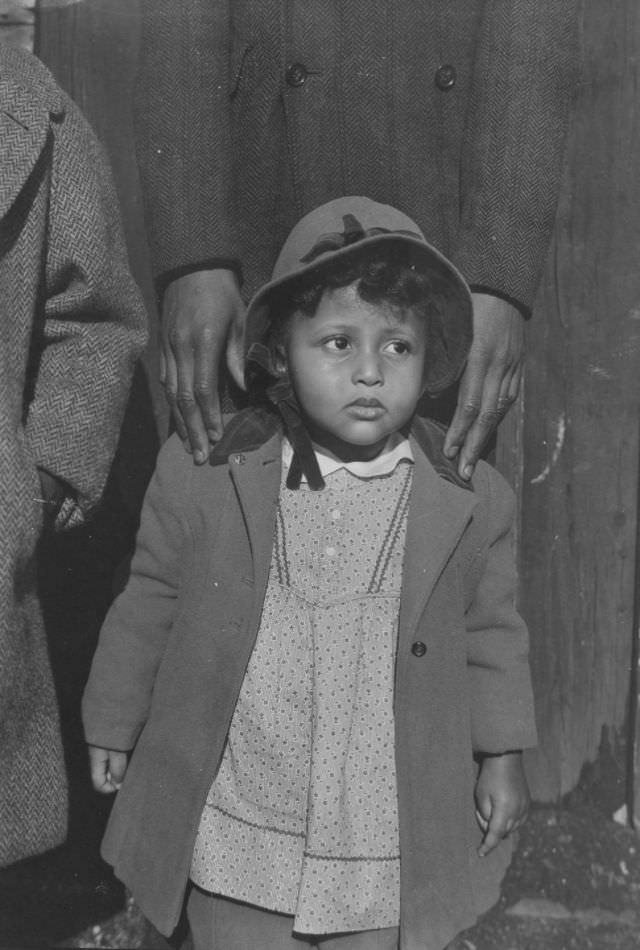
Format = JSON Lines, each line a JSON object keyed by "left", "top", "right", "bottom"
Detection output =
{"left": 352, "top": 350, "right": 383, "bottom": 385}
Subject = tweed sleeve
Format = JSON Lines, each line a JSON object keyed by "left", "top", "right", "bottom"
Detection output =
{"left": 134, "top": 0, "right": 238, "bottom": 289}
{"left": 82, "top": 436, "right": 191, "bottom": 751}
{"left": 24, "top": 97, "right": 147, "bottom": 529}
{"left": 453, "top": 0, "right": 581, "bottom": 314}
{"left": 465, "top": 463, "right": 537, "bottom": 753}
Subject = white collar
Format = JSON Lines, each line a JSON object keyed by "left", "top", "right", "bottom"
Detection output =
{"left": 282, "top": 431, "right": 413, "bottom": 481}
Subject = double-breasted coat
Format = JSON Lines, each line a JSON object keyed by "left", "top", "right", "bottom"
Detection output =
{"left": 0, "top": 46, "right": 147, "bottom": 866}
{"left": 134, "top": 0, "right": 580, "bottom": 308}
{"left": 82, "top": 415, "right": 536, "bottom": 950}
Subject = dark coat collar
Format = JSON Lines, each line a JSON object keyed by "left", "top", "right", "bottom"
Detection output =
{"left": 210, "top": 406, "right": 472, "bottom": 492}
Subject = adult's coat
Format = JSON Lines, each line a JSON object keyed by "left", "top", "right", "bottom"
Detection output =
{"left": 0, "top": 46, "right": 147, "bottom": 866}
{"left": 135, "top": 0, "right": 580, "bottom": 307}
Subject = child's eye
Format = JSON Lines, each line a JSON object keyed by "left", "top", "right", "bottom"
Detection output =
{"left": 324, "top": 336, "right": 350, "bottom": 351}
{"left": 385, "top": 340, "right": 411, "bottom": 355}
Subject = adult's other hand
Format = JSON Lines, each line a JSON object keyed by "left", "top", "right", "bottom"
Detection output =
{"left": 161, "top": 269, "right": 246, "bottom": 463}
{"left": 444, "top": 293, "right": 524, "bottom": 480}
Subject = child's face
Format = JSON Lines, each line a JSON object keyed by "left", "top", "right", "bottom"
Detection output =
{"left": 281, "top": 282, "right": 427, "bottom": 462}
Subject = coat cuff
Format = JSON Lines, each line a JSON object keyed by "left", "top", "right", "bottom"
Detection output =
{"left": 156, "top": 260, "right": 243, "bottom": 299}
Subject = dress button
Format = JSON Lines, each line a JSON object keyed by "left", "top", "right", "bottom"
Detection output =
{"left": 411, "top": 641, "right": 427, "bottom": 658}
{"left": 325, "top": 545, "right": 337, "bottom": 557}
{"left": 233, "top": 453, "right": 246, "bottom": 465}
{"left": 331, "top": 510, "right": 342, "bottom": 522}
{"left": 286, "top": 62, "right": 308, "bottom": 87}
{"left": 434, "top": 64, "right": 456, "bottom": 91}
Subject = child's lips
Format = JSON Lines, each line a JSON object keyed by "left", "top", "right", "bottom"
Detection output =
{"left": 346, "top": 398, "right": 385, "bottom": 418}
{"left": 349, "top": 397, "right": 383, "bottom": 407}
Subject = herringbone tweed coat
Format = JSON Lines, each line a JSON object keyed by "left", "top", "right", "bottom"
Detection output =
{"left": 0, "top": 46, "right": 147, "bottom": 867}
{"left": 135, "top": 0, "right": 580, "bottom": 310}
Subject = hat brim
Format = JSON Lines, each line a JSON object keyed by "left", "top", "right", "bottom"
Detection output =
{"left": 244, "top": 231, "right": 473, "bottom": 394}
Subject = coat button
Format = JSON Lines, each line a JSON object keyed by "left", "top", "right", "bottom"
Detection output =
{"left": 411, "top": 641, "right": 427, "bottom": 658}
{"left": 286, "top": 62, "right": 308, "bottom": 87}
{"left": 434, "top": 64, "right": 456, "bottom": 91}
{"left": 233, "top": 453, "right": 246, "bottom": 465}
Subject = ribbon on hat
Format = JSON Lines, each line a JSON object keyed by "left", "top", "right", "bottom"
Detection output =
{"left": 299, "top": 214, "right": 418, "bottom": 266}
{"left": 245, "top": 342, "right": 325, "bottom": 491}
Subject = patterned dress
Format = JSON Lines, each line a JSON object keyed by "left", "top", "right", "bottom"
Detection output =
{"left": 191, "top": 441, "right": 413, "bottom": 934}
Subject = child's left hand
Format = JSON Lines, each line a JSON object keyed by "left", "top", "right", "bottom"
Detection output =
{"left": 474, "top": 750, "right": 530, "bottom": 857}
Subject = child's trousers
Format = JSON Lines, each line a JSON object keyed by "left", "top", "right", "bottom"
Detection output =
{"left": 185, "top": 885, "right": 399, "bottom": 950}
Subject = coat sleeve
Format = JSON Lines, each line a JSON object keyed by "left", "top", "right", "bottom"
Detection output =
{"left": 24, "top": 96, "right": 147, "bottom": 529}
{"left": 465, "top": 463, "right": 538, "bottom": 754}
{"left": 133, "top": 0, "right": 238, "bottom": 290}
{"left": 453, "top": 0, "right": 582, "bottom": 314}
{"left": 82, "top": 437, "right": 191, "bottom": 751}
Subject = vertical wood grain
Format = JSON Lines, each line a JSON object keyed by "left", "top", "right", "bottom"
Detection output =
{"left": 521, "top": 0, "right": 640, "bottom": 801}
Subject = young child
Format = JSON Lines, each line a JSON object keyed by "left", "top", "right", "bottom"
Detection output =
{"left": 83, "top": 197, "right": 537, "bottom": 950}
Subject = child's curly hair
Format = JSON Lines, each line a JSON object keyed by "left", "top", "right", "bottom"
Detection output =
{"left": 266, "top": 243, "right": 445, "bottom": 359}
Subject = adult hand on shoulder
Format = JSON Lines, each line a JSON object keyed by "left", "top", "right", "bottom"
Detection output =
{"left": 443, "top": 294, "right": 525, "bottom": 480}
{"left": 161, "top": 268, "right": 246, "bottom": 463}
{"left": 88, "top": 745, "right": 128, "bottom": 794}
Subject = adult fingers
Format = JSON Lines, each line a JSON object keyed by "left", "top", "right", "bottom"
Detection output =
{"left": 226, "top": 312, "right": 246, "bottom": 392}
{"left": 170, "top": 322, "right": 211, "bottom": 463}
{"left": 443, "top": 353, "right": 484, "bottom": 464}
{"left": 445, "top": 295, "right": 525, "bottom": 479}
{"left": 192, "top": 325, "right": 225, "bottom": 444}
{"left": 454, "top": 362, "right": 504, "bottom": 480}
{"left": 160, "top": 331, "right": 189, "bottom": 446}
{"left": 495, "top": 361, "right": 522, "bottom": 416}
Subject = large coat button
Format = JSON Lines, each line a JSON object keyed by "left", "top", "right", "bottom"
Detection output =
{"left": 411, "top": 641, "right": 427, "bottom": 658}
{"left": 286, "top": 63, "right": 308, "bottom": 87}
{"left": 435, "top": 64, "right": 456, "bottom": 91}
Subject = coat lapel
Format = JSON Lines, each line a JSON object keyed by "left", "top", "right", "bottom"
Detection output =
{"left": 0, "top": 79, "right": 58, "bottom": 219}
{"left": 227, "top": 433, "right": 282, "bottom": 622}
{"left": 399, "top": 438, "right": 478, "bottom": 642}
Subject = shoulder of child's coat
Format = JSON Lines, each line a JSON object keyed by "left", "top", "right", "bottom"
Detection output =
{"left": 155, "top": 434, "right": 199, "bottom": 488}
{"left": 470, "top": 458, "right": 516, "bottom": 509}
{"left": 156, "top": 433, "right": 233, "bottom": 486}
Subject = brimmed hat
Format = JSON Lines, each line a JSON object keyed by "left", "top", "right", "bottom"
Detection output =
{"left": 244, "top": 195, "right": 473, "bottom": 395}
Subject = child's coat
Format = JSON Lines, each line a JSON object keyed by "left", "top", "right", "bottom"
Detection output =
{"left": 83, "top": 415, "right": 536, "bottom": 950}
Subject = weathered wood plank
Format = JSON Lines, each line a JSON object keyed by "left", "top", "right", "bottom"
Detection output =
{"left": 521, "top": 0, "right": 640, "bottom": 802}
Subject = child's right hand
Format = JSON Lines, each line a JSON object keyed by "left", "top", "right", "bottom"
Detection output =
{"left": 88, "top": 745, "right": 128, "bottom": 794}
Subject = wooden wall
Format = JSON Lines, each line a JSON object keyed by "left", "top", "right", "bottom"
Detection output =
{"left": 519, "top": 0, "right": 640, "bottom": 804}
{"left": 22, "top": 1, "right": 640, "bottom": 810}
